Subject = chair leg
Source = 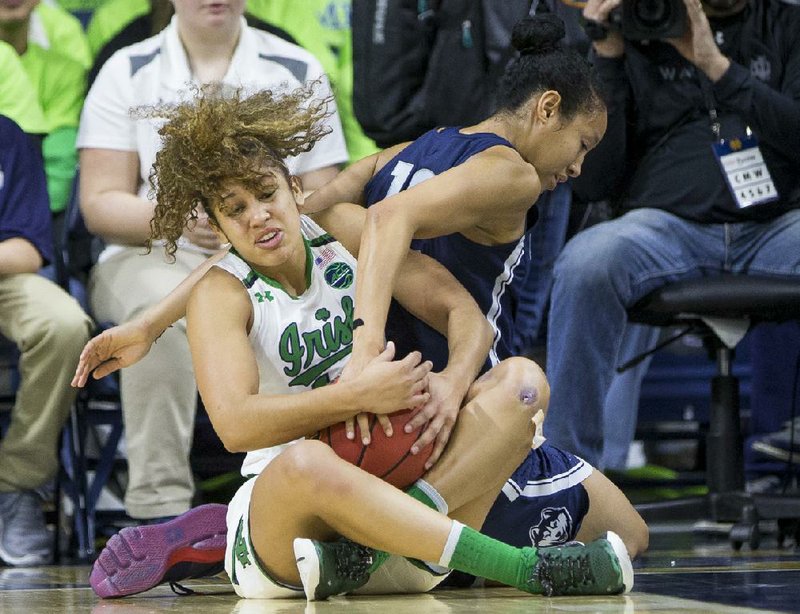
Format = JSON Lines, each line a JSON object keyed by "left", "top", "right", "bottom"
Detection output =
{"left": 63, "top": 404, "right": 93, "bottom": 561}
{"left": 703, "top": 344, "right": 746, "bottom": 523}
{"left": 707, "top": 374, "right": 745, "bottom": 495}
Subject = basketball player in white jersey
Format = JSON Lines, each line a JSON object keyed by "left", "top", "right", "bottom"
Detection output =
{"left": 76, "top": 85, "right": 632, "bottom": 601}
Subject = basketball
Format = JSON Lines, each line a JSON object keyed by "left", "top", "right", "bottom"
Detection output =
{"left": 312, "top": 409, "right": 433, "bottom": 489}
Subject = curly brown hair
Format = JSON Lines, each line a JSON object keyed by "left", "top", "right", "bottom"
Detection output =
{"left": 136, "top": 82, "right": 332, "bottom": 258}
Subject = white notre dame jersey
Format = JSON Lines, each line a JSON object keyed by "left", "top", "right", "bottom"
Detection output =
{"left": 213, "top": 216, "right": 357, "bottom": 477}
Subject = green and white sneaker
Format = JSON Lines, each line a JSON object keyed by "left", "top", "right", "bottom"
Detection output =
{"left": 530, "top": 531, "right": 634, "bottom": 596}
{"left": 293, "top": 537, "right": 380, "bottom": 601}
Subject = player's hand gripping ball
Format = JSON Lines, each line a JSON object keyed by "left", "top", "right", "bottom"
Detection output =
{"left": 310, "top": 409, "right": 434, "bottom": 488}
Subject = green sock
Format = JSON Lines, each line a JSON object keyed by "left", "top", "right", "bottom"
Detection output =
{"left": 444, "top": 522, "right": 542, "bottom": 593}
{"left": 403, "top": 480, "right": 449, "bottom": 572}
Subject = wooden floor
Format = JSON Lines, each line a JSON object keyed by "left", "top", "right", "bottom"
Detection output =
{"left": 0, "top": 523, "right": 798, "bottom": 613}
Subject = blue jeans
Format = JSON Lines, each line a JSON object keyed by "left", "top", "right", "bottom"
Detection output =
{"left": 513, "top": 182, "right": 572, "bottom": 354}
{"left": 544, "top": 207, "right": 800, "bottom": 467}
{"left": 601, "top": 323, "right": 659, "bottom": 470}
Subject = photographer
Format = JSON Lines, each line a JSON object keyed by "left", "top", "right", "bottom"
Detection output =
{"left": 543, "top": 0, "right": 800, "bottom": 468}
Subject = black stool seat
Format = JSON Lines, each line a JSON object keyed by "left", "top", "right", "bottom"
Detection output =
{"left": 624, "top": 274, "right": 800, "bottom": 549}
{"left": 630, "top": 275, "right": 800, "bottom": 326}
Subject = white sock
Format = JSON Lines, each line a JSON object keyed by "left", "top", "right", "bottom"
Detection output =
{"left": 437, "top": 520, "right": 465, "bottom": 568}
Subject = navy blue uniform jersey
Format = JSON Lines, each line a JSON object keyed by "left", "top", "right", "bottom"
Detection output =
{"left": 363, "top": 127, "right": 530, "bottom": 373}
{"left": 364, "top": 126, "right": 594, "bottom": 562}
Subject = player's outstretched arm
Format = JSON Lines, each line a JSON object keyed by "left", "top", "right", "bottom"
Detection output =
{"left": 351, "top": 150, "right": 539, "bottom": 385}
{"left": 71, "top": 249, "right": 228, "bottom": 387}
{"left": 392, "top": 248, "right": 494, "bottom": 468}
{"left": 71, "top": 318, "right": 157, "bottom": 387}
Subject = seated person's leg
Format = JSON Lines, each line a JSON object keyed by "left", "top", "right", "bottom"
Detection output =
{"left": 602, "top": 323, "right": 660, "bottom": 471}
{"left": 0, "top": 273, "right": 92, "bottom": 566}
{"left": 446, "top": 442, "right": 648, "bottom": 588}
{"left": 89, "top": 246, "right": 207, "bottom": 521}
{"left": 546, "top": 208, "right": 716, "bottom": 466}
{"left": 576, "top": 469, "right": 649, "bottom": 558}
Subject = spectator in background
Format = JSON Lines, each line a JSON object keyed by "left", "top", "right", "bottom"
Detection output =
{"left": 84, "top": 0, "right": 295, "bottom": 87}
{"left": 85, "top": 0, "right": 175, "bottom": 61}
{"left": 43, "top": 0, "right": 107, "bottom": 28}
{"left": 246, "top": 0, "right": 379, "bottom": 162}
{"left": 0, "top": 0, "right": 88, "bottom": 215}
{"left": 0, "top": 115, "right": 93, "bottom": 566}
{"left": 84, "top": 0, "right": 374, "bottom": 163}
{"left": 32, "top": 0, "right": 91, "bottom": 67}
{"left": 0, "top": 41, "right": 46, "bottom": 134}
{"left": 77, "top": 0, "right": 348, "bottom": 525}
{"left": 543, "top": 0, "right": 800, "bottom": 468}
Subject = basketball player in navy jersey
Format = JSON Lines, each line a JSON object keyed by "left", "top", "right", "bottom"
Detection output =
{"left": 301, "top": 15, "right": 648, "bottom": 578}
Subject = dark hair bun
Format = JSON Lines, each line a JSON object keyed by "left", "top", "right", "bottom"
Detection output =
{"left": 512, "top": 14, "right": 566, "bottom": 55}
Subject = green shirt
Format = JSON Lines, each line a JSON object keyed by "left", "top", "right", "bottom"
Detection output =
{"left": 20, "top": 44, "right": 86, "bottom": 213}
{"left": 246, "top": 0, "right": 379, "bottom": 163}
{"left": 55, "top": 0, "right": 110, "bottom": 12}
{"left": 0, "top": 42, "right": 46, "bottom": 135}
{"left": 33, "top": 2, "right": 92, "bottom": 69}
{"left": 85, "top": 0, "right": 149, "bottom": 58}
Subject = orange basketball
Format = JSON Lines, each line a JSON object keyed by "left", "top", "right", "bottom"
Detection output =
{"left": 312, "top": 409, "right": 433, "bottom": 489}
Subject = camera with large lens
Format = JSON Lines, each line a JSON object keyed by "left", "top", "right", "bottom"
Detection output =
{"left": 613, "top": 0, "right": 687, "bottom": 40}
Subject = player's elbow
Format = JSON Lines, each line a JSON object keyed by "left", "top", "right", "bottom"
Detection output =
{"left": 12, "top": 239, "right": 45, "bottom": 274}
{"left": 215, "top": 421, "right": 247, "bottom": 453}
{"left": 206, "top": 402, "right": 251, "bottom": 453}
{"left": 477, "top": 317, "right": 493, "bottom": 355}
{"left": 79, "top": 193, "right": 112, "bottom": 238}
{"left": 367, "top": 198, "right": 414, "bottom": 239}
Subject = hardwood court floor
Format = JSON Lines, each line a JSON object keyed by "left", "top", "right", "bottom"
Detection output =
{"left": 0, "top": 524, "right": 798, "bottom": 614}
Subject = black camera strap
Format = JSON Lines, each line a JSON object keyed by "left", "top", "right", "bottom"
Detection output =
{"left": 697, "top": 74, "right": 722, "bottom": 142}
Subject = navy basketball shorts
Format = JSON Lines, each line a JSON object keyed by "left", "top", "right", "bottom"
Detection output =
{"left": 440, "top": 441, "right": 592, "bottom": 587}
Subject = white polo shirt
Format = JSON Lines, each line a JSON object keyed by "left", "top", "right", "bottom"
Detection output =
{"left": 78, "top": 15, "right": 348, "bottom": 202}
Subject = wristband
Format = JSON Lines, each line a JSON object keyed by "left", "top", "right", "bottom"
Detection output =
{"left": 582, "top": 18, "right": 609, "bottom": 41}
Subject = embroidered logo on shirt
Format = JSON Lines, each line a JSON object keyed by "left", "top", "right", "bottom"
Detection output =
{"left": 750, "top": 55, "right": 771, "bottom": 82}
{"left": 231, "top": 516, "right": 250, "bottom": 585}
{"left": 324, "top": 262, "right": 354, "bottom": 289}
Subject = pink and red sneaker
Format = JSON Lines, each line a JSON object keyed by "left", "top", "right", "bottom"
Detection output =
{"left": 90, "top": 503, "right": 228, "bottom": 598}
